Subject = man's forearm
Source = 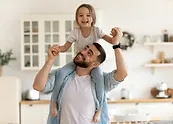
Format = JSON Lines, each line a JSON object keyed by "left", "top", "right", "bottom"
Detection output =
{"left": 114, "top": 48, "right": 127, "bottom": 81}
{"left": 33, "top": 59, "right": 54, "bottom": 91}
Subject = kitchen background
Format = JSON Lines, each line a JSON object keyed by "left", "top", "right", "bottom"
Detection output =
{"left": 1, "top": 0, "right": 173, "bottom": 100}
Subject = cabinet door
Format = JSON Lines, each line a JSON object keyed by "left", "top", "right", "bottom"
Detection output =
{"left": 43, "top": 18, "right": 75, "bottom": 69}
{"left": 21, "top": 104, "right": 49, "bottom": 124}
{"left": 64, "top": 20, "right": 75, "bottom": 64}
{"left": 22, "top": 21, "right": 40, "bottom": 70}
{"left": 43, "top": 20, "right": 60, "bottom": 67}
{"left": 109, "top": 103, "right": 173, "bottom": 121}
{"left": 21, "top": 15, "right": 75, "bottom": 70}
{"left": 138, "top": 103, "right": 173, "bottom": 120}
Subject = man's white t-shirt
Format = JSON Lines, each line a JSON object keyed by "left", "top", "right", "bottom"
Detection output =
{"left": 67, "top": 27, "right": 106, "bottom": 54}
{"left": 60, "top": 74, "right": 96, "bottom": 124}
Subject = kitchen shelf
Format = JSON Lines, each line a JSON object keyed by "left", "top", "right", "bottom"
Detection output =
{"left": 108, "top": 98, "right": 173, "bottom": 104}
{"left": 145, "top": 63, "right": 173, "bottom": 67}
{"left": 144, "top": 42, "right": 173, "bottom": 46}
{"left": 20, "top": 98, "right": 173, "bottom": 104}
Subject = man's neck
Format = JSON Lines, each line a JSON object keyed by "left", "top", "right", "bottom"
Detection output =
{"left": 76, "top": 66, "right": 92, "bottom": 76}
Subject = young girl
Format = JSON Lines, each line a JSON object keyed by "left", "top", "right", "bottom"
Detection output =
{"left": 51, "top": 3, "right": 116, "bottom": 123}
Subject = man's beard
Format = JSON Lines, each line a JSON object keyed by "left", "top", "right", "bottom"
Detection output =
{"left": 73, "top": 52, "right": 90, "bottom": 68}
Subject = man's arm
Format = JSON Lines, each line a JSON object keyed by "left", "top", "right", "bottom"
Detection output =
{"left": 103, "top": 28, "right": 127, "bottom": 92}
{"left": 33, "top": 45, "right": 59, "bottom": 91}
{"left": 112, "top": 27, "right": 128, "bottom": 81}
{"left": 114, "top": 48, "right": 127, "bottom": 81}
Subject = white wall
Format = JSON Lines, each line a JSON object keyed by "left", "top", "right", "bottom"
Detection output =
{"left": 1, "top": 0, "right": 173, "bottom": 100}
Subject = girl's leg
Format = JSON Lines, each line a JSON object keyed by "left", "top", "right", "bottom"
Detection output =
{"left": 91, "top": 66, "right": 104, "bottom": 108}
{"left": 52, "top": 62, "right": 76, "bottom": 102}
{"left": 51, "top": 100, "right": 58, "bottom": 117}
{"left": 47, "top": 105, "right": 59, "bottom": 124}
{"left": 93, "top": 108, "right": 102, "bottom": 123}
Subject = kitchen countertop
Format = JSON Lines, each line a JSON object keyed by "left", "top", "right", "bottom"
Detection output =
{"left": 21, "top": 99, "right": 167, "bottom": 123}
{"left": 20, "top": 100, "right": 50, "bottom": 104}
{"left": 20, "top": 98, "right": 173, "bottom": 104}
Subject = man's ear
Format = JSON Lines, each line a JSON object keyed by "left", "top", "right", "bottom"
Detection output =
{"left": 92, "top": 61, "right": 100, "bottom": 68}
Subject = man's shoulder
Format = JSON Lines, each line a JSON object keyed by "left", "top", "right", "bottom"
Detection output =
{"left": 49, "top": 68, "right": 61, "bottom": 75}
{"left": 102, "top": 70, "right": 117, "bottom": 81}
{"left": 103, "top": 70, "right": 116, "bottom": 75}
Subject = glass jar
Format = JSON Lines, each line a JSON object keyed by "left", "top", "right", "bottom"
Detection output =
{"left": 121, "top": 88, "right": 128, "bottom": 99}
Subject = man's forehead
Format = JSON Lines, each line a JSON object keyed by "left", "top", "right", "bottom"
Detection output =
{"left": 88, "top": 45, "right": 100, "bottom": 56}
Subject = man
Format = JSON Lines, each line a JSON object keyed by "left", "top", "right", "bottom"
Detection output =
{"left": 33, "top": 27, "right": 127, "bottom": 124}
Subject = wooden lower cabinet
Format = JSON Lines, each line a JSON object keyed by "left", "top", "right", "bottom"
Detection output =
{"left": 20, "top": 104, "right": 49, "bottom": 124}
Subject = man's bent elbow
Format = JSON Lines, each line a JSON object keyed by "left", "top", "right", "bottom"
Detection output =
{"left": 115, "top": 71, "right": 128, "bottom": 81}
{"left": 33, "top": 83, "right": 44, "bottom": 92}
{"left": 122, "top": 72, "right": 128, "bottom": 80}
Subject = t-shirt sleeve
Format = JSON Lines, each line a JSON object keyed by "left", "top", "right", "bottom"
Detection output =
{"left": 66, "top": 28, "right": 78, "bottom": 43}
{"left": 103, "top": 70, "right": 123, "bottom": 92}
{"left": 95, "top": 27, "right": 106, "bottom": 38}
{"left": 41, "top": 69, "right": 60, "bottom": 94}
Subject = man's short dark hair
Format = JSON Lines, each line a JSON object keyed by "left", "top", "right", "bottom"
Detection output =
{"left": 93, "top": 43, "right": 106, "bottom": 64}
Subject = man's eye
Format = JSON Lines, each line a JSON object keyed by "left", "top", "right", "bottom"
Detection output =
{"left": 88, "top": 52, "right": 91, "bottom": 56}
{"left": 87, "top": 15, "right": 90, "bottom": 17}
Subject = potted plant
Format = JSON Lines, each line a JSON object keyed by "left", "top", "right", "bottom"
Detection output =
{"left": 0, "top": 49, "right": 16, "bottom": 75}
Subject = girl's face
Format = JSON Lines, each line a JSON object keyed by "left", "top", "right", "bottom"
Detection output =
{"left": 77, "top": 7, "right": 93, "bottom": 28}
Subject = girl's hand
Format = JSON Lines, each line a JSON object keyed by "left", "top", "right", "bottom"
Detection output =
{"left": 48, "top": 45, "right": 60, "bottom": 61}
{"left": 110, "top": 27, "right": 123, "bottom": 45}
{"left": 51, "top": 45, "right": 61, "bottom": 56}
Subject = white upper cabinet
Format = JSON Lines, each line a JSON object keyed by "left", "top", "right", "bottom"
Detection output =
{"left": 21, "top": 15, "right": 75, "bottom": 70}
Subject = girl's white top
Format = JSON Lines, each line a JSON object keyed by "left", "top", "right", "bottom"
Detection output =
{"left": 67, "top": 26, "right": 106, "bottom": 54}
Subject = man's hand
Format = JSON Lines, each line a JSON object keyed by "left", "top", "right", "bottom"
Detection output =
{"left": 48, "top": 45, "right": 60, "bottom": 61}
{"left": 110, "top": 27, "right": 123, "bottom": 45}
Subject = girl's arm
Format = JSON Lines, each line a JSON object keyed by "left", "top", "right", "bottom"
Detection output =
{"left": 102, "top": 28, "right": 122, "bottom": 45}
{"left": 102, "top": 34, "right": 113, "bottom": 44}
{"left": 59, "top": 41, "right": 72, "bottom": 52}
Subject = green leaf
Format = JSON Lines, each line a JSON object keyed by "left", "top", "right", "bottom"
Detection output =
{"left": 0, "top": 49, "right": 17, "bottom": 66}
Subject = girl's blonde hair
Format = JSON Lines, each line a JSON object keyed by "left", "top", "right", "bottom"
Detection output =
{"left": 75, "top": 4, "right": 96, "bottom": 26}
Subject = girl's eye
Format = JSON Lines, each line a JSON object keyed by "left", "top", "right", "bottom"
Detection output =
{"left": 79, "top": 15, "right": 83, "bottom": 17}
{"left": 87, "top": 15, "right": 90, "bottom": 17}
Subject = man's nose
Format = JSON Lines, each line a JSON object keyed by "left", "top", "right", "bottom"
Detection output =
{"left": 80, "top": 50, "right": 87, "bottom": 55}
{"left": 80, "top": 50, "right": 86, "bottom": 55}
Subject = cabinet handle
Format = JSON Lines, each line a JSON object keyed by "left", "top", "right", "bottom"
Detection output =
{"left": 135, "top": 103, "right": 139, "bottom": 105}
{"left": 29, "top": 104, "right": 33, "bottom": 106}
